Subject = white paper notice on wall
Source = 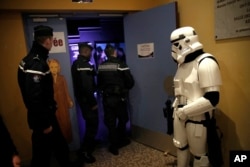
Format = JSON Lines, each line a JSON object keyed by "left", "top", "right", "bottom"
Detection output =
{"left": 137, "top": 43, "right": 154, "bottom": 58}
{"left": 215, "top": 0, "right": 250, "bottom": 40}
{"left": 50, "top": 32, "right": 66, "bottom": 53}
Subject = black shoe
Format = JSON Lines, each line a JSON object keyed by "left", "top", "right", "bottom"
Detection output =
{"left": 118, "top": 139, "right": 131, "bottom": 148}
{"left": 82, "top": 152, "right": 96, "bottom": 164}
{"left": 108, "top": 146, "right": 119, "bottom": 155}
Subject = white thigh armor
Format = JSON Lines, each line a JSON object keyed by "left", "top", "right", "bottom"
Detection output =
{"left": 172, "top": 53, "right": 222, "bottom": 157}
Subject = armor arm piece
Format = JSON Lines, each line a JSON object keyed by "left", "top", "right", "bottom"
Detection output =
{"left": 198, "top": 57, "right": 222, "bottom": 88}
{"left": 177, "top": 56, "right": 222, "bottom": 118}
{"left": 182, "top": 96, "right": 214, "bottom": 118}
{"left": 177, "top": 86, "right": 220, "bottom": 120}
{"left": 204, "top": 91, "right": 219, "bottom": 106}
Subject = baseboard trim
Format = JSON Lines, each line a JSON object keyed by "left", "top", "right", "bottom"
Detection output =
{"left": 131, "top": 124, "right": 176, "bottom": 156}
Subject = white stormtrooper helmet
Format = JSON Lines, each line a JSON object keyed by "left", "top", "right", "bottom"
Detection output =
{"left": 170, "top": 26, "right": 203, "bottom": 64}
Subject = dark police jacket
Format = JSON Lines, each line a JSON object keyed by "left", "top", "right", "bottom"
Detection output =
{"left": 17, "top": 41, "right": 57, "bottom": 131}
{"left": 97, "top": 56, "right": 134, "bottom": 96}
{"left": 71, "top": 55, "right": 97, "bottom": 107}
{"left": 0, "top": 116, "right": 18, "bottom": 167}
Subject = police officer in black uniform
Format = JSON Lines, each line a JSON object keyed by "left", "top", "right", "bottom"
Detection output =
{"left": 17, "top": 25, "right": 76, "bottom": 167}
{"left": 98, "top": 44, "right": 134, "bottom": 155}
{"left": 71, "top": 43, "right": 99, "bottom": 163}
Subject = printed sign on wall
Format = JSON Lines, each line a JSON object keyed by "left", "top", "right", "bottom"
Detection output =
{"left": 137, "top": 43, "right": 154, "bottom": 58}
{"left": 50, "top": 32, "right": 66, "bottom": 53}
{"left": 215, "top": 0, "right": 250, "bottom": 40}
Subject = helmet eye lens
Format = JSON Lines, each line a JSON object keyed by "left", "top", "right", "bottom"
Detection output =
{"left": 173, "top": 42, "right": 182, "bottom": 50}
{"left": 173, "top": 42, "right": 179, "bottom": 47}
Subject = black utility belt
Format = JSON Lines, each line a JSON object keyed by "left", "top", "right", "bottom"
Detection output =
{"left": 185, "top": 119, "right": 207, "bottom": 127}
{"left": 177, "top": 105, "right": 185, "bottom": 108}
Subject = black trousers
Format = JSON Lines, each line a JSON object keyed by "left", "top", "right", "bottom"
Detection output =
{"left": 102, "top": 95, "right": 129, "bottom": 148}
{"left": 78, "top": 100, "right": 99, "bottom": 154}
{"left": 31, "top": 116, "right": 70, "bottom": 167}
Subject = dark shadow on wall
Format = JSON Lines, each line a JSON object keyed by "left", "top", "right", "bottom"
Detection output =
{"left": 214, "top": 59, "right": 245, "bottom": 167}
{"left": 215, "top": 108, "right": 242, "bottom": 167}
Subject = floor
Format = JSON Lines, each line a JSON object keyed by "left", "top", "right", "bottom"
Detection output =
{"left": 77, "top": 140, "right": 177, "bottom": 167}
{"left": 22, "top": 140, "right": 177, "bottom": 167}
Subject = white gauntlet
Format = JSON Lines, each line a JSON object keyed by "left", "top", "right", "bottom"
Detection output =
{"left": 182, "top": 97, "right": 214, "bottom": 118}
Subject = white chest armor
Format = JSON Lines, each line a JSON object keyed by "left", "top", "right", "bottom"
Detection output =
{"left": 174, "top": 53, "right": 222, "bottom": 106}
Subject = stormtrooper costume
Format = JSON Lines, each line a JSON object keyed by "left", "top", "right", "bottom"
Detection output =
{"left": 170, "top": 27, "right": 222, "bottom": 167}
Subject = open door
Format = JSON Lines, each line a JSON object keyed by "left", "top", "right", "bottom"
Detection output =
{"left": 22, "top": 1, "right": 177, "bottom": 153}
{"left": 124, "top": 2, "right": 177, "bottom": 154}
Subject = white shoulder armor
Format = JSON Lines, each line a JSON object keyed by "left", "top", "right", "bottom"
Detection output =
{"left": 197, "top": 53, "right": 222, "bottom": 88}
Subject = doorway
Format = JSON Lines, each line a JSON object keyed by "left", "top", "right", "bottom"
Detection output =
{"left": 22, "top": 1, "right": 177, "bottom": 154}
{"left": 66, "top": 16, "right": 129, "bottom": 145}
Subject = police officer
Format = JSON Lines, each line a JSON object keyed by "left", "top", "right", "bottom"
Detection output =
{"left": 71, "top": 43, "right": 99, "bottom": 163}
{"left": 17, "top": 25, "right": 75, "bottom": 167}
{"left": 0, "top": 115, "right": 21, "bottom": 167}
{"left": 98, "top": 44, "right": 134, "bottom": 155}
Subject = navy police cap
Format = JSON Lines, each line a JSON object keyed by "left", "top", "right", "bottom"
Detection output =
{"left": 34, "top": 25, "right": 53, "bottom": 38}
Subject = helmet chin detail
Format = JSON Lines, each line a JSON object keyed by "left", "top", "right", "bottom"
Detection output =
{"left": 170, "top": 26, "right": 203, "bottom": 64}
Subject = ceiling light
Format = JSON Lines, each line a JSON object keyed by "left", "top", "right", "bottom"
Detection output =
{"left": 72, "top": 0, "right": 93, "bottom": 3}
